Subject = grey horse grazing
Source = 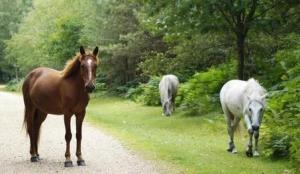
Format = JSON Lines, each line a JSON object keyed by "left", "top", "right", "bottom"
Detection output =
{"left": 220, "top": 78, "right": 267, "bottom": 157}
{"left": 159, "top": 75, "right": 179, "bottom": 116}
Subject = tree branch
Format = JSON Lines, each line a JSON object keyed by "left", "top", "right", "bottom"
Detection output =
{"left": 244, "top": 0, "right": 257, "bottom": 34}
{"left": 245, "top": 0, "right": 257, "bottom": 24}
{"left": 252, "top": 0, "right": 283, "bottom": 21}
{"left": 216, "top": 4, "right": 237, "bottom": 33}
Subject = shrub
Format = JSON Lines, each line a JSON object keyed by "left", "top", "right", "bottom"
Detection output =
{"left": 263, "top": 44, "right": 300, "bottom": 172}
{"left": 5, "top": 78, "right": 24, "bottom": 92}
{"left": 264, "top": 78, "right": 300, "bottom": 170}
{"left": 177, "top": 61, "right": 236, "bottom": 115}
{"left": 126, "top": 76, "right": 161, "bottom": 106}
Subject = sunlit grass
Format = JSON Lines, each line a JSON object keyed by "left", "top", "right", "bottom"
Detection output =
{"left": 87, "top": 96, "right": 289, "bottom": 174}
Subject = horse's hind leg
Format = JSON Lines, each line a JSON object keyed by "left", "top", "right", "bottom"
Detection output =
{"left": 25, "top": 106, "right": 37, "bottom": 162}
{"left": 171, "top": 93, "right": 177, "bottom": 112}
{"left": 33, "top": 110, "right": 47, "bottom": 160}
{"left": 224, "top": 108, "right": 237, "bottom": 153}
{"left": 29, "top": 109, "right": 46, "bottom": 162}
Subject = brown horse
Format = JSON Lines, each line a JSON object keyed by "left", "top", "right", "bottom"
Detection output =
{"left": 22, "top": 46, "right": 99, "bottom": 167}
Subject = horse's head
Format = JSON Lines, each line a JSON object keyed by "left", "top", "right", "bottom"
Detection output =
{"left": 163, "top": 97, "right": 172, "bottom": 116}
{"left": 247, "top": 94, "right": 267, "bottom": 131}
{"left": 79, "top": 46, "right": 99, "bottom": 93}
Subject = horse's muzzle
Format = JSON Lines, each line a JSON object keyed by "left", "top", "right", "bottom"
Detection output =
{"left": 252, "top": 125, "right": 260, "bottom": 131}
{"left": 85, "top": 84, "right": 95, "bottom": 93}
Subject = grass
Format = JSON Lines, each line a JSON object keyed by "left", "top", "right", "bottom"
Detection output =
{"left": 86, "top": 96, "right": 290, "bottom": 174}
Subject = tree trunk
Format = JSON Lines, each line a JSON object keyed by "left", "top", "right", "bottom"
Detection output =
{"left": 237, "top": 34, "right": 245, "bottom": 80}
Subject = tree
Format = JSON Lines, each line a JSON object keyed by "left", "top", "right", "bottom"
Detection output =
{"left": 138, "top": 0, "right": 299, "bottom": 80}
{"left": 0, "top": 0, "right": 32, "bottom": 81}
{"left": 203, "top": 0, "right": 300, "bottom": 79}
{"left": 5, "top": 0, "right": 92, "bottom": 75}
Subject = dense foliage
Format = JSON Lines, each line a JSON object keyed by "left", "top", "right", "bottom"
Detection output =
{"left": 0, "top": 0, "right": 32, "bottom": 81}
{"left": 177, "top": 61, "right": 236, "bottom": 115}
{"left": 263, "top": 36, "right": 300, "bottom": 171}
{"left": 126, "top": 76, "right": 160, "bottom": 106}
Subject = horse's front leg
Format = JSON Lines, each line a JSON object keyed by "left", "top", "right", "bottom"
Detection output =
{"left": 246, "top": 131, "right": 254, "bottom": 157}
{"left": 64, "top": 115, "right": 73, "bottom": 167}
{"left": 253, "top": 131, "right": 260, "bottom": 156}
{"left": 75, "top": 111, "right": 86, "bottom": 166}
{"left": 244, "top": 114, "right": 254, "bottom": 157}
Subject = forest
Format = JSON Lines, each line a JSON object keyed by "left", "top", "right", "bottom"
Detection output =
{"left": 0, "top": 0, "right": 299, "bottom": 173}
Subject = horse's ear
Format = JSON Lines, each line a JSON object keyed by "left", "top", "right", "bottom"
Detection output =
{"left": 93, "top": 46, "right": 99, "bottom": 56}
{"left": 80, "top": 46, "right": 85, "bottom": 55}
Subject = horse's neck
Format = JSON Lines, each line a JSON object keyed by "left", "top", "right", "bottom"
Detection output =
{"left": 64, "top": 69, "right": 85, "bottom": 91}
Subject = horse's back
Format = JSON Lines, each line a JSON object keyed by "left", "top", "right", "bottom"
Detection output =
{"left": 23, "top": 67, "right": 63, "bottom": 114}
{"left": 160, "top": 75, "right": 179, "bottom": 90}
{"left": 23, "top": 67, "right": 61, "bottom": 94}
{"left": 220, "top": 80, "right": 247, "bottom": 117}
{"left": 159, "top": 74, "right": 179, "bottom": 96}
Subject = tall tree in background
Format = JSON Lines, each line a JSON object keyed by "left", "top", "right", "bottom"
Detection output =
{"left": 0, "top": 0, "right": 32, "bottom": 81}
{"left": 204, "top": 0, "right": 298, "bottom": 79}
{"left": 5, "top": 0, "right": 92, "bottom": 75}
{"left": 140, "top": 0, "right": 299, "bottom": 80}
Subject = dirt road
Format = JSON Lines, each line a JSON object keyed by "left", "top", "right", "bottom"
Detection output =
{"left": 0, "top": 92, "right": 165, "bottom": 174}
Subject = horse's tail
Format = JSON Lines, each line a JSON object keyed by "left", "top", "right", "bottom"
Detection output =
{"left": 22, "top": 77, "right": 35, "bottom": 135}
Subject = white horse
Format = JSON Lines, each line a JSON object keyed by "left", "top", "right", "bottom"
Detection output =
{"left": 159, "top": 75, "right": 179, "bottom": 116}
{"left": 220, "top": 78, "right": 267, "bottom": 157}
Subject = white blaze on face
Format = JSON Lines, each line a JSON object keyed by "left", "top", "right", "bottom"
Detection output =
{"left": 87, "top": 59, "right": 93, "bottom": 81}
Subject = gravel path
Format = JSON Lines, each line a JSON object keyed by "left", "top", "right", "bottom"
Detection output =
{"left": 0, "top": 92, "right": 166, "bottom": 174}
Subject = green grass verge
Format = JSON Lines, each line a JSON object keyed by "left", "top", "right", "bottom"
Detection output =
{"left": 87, "top": 96, "right": 289, "bottom": 174}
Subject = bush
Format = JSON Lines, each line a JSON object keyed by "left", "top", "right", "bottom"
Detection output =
{"left": 5, "top": 78, "right": 23, "bottom": 92}
{"left": 263, "top": 44, "right": 300, "bottom": 172}
{"left": 177, "top": 60, "right": 236, "bottom": 115}
{"left": 126, "top": 76, "right": 161, "bottom": 106}
{"left": 264, "top": 78, "right": 300, "bottom": 170}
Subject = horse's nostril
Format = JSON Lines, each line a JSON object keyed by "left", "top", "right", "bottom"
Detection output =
{"left": 252, "top": 125, "right": 259, "bottom": 131}
{"left": 85, "top": 85, "right": 95, "bottom": 93}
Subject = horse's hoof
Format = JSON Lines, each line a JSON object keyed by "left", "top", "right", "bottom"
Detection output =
{"left": 227, "top": 146, "right": 235, "bottom": 153}
{"left": 227, "top": 148, "right": 233, "bottom": 152}
{"left": 246, "top": 151, "right": 253, "bottom": 157}
{"left": 231, "top": 148, "right": 237, "bottom": 154}
{"left": 36, "top": 155, "right": 42, "bottom": 161}
{"left": 77, "top": 160, "right": 86, "bottom": 166}
{"left": 253, "top": 151, "right": 260, "bottom": 157}
{"left": 64, "top": 161, "right": 73, "bottom": 167}
{"left": 30, "top": 156, "right": 39, "bottom": 162}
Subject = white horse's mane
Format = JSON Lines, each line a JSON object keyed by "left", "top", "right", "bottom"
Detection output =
{"left": 244, "top": 78, "right": 266, "bottom": 100}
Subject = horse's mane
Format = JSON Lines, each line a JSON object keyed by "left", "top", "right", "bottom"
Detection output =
{"left": 244, "top": 78, "right": 266, "bottom": 97}
{"left": 61, "top": 53, "right": 81, "bottom": 78}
